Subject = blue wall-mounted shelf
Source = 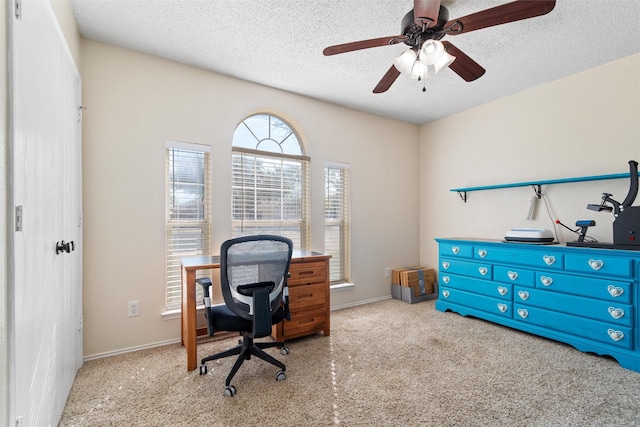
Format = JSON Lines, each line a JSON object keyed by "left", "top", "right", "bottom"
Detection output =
{"left": 451, "top": 172, "right": 640, "bottom": 203}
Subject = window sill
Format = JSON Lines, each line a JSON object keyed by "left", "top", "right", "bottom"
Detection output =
{"left": 161, "top": 305, "right": 205, "bottom": 320}
{"left": 330, "top": 282, "right": 355, "bottom": 292}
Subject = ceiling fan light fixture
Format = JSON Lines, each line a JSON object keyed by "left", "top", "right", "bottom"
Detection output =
{"left": 393, "top": 49, "right": 417, "bottom": 74}
{"left": 409, "top": 59, "right": 428, "bottom": 81}
{"left": 434, "top": 51, "right": 456, "bottom": 74}
{"left": 420, "top": 39, "right": 445, "bottom": 65}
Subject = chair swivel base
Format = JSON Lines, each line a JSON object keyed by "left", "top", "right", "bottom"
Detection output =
{"left": 199, "top": 335, "right": 288, "bottom": 396}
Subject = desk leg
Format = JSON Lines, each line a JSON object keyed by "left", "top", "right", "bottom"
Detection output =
{"left": 181, "top": 266, "right": 197, "bottom": 371}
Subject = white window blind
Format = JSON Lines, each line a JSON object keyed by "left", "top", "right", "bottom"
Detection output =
{"left": 165, "top": 142, "right": 212, "bottom": 310}
{"left": 232, "top": 150, "right": 309, "bottom": 248}
{"left": 325, "top": 163, "right": 350, "bottom": 283}
{"left": 231, "top": 114, "right": 309, "bottom": 249}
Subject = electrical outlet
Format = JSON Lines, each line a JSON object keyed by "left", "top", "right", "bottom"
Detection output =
{"left": 128, "top": 300, "right": 140, "bottom": 317}
{"left": 385, "top": 267, "right": 391, "bottom": 278}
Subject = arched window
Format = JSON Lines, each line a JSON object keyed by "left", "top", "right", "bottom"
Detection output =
{"left": 232, "top": 114, "right": 310, "bottom": 249}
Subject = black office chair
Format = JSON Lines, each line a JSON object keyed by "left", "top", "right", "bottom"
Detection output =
{"left": 196, "top": 235, "right": 293, "bottom": 397}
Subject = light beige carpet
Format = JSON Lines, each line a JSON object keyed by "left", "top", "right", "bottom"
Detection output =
{"left": 60, "top": 299, "right": 640, "bottom": 426}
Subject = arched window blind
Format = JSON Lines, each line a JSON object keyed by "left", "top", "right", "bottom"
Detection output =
{"left": 232, "top": 114, "right": 310, "bottom": 249}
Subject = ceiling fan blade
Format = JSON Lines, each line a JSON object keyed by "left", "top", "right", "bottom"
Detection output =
{"left": 373, "top": 65, "right": 401, "bottom": 93}
{"left": 323, "top": 35, "right": 407, "bottom": 56}
{"left": 444, "top": 0, "right": 556, "bottom": 35}
{"left": 442, "top": 41, "right": 485, "bottom": 82}
{"left": 414, "top": 0, "right": 441, "bottom": 28}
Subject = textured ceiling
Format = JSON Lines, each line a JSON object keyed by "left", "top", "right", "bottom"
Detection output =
{"left": 70, "top": 0, "right": 640, "bottom": 125}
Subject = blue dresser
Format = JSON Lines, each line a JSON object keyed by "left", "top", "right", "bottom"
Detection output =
{"left": 435, "top": 238, "right": 640, "bottom": 372}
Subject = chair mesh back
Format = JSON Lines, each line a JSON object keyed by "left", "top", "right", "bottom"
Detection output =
{"left": 222, "top": 236, "right": 292, "bottom": 319}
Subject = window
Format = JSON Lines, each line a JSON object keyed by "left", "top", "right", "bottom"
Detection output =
{"left": 325, "top": 163, "right": 350, "bottom": 283}
{"left": 165, "top": 141, "right": 211, "bottom": 311}
{"left": 232, "top": 114, "right": 310, "bottom": 249}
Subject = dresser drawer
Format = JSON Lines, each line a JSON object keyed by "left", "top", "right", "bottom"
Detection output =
{"left": 494, "top": 266, "right": 535, "bottom": 287}
{"left": 440, "top": 274, "right": 511, "bottom": 300}
{"left": 565, "top": 254, "right": 634, "bottom": 278}
{"left": 440, "top": 258, "right": 492, "bottom": 280}
{"left": 288, "top": 282, "right": 326, "bottom": 309}
{"left": 514, "top": 286, "right": 633, "bottom": 327}
{"left": 513, "top": 304, "right": 632, "bottom": 349}
{"left": 440, "top": 243, "right": 474, "bottom": 259}
{"left": 472, "top": 245, "right": 563, "bottom": 270}
{"left": 439, "top": 287, "right": 511, "bottom": 318}
{"left": 533, "top": 271, "right": 633, "bottom": 303}
{"left": 288, "top": 261, "right": 327, "bottom": 285}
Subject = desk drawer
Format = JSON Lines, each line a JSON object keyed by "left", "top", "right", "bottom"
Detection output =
{"left": 288, "top": 261, "right": 327, "bottom": 285}
{"left": 283, "top": 307, "right": 327, "bottom": 337}
{"left": 288, "top": 282, "right": 326, "bottom": 309}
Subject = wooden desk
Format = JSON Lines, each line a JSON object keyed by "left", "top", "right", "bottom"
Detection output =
{"left": 181, "top": 251, "right": 331, "bottom": 371}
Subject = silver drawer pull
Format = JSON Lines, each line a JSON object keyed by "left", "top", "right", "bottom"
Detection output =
{"left": 441, "top": 261, "right": 450, "bottom": 270}
{"left": 507, "top": 271, "right": 518, "bottom": 281}
{"left": 497, "top": 286, "right": 508, "bottom": 296}
{"left": 589, "top": 259, "right": 604, "bottom": 271}
{"left": 517, "top": 290, "right": 530, "bottom": 301}
{"left": 517, "top": 308, "right": 528, "bottom": 319}
{"left": 442, "top": 290, "right": 450, "bottom": 298}
{"left": 497, "top": 303, "right": 508, "bottom": 313}
{"left": 477, "top": 249, "right": 487, "bottom": 258}
{"left": 451, "top": 246, "right": 460, "bottom": 255}
{"left": 478, "top": 267, "right": 488, "bottom": 276}
{"left": 543, "top": 255, "right": 555, "bottom": 266}
{"left": 607, "top": 285, "right": 624, "bottom": 298}
{"left": 607, "top": 329, "right": 624, "bottom": 342}
{"left": 442, "top": 276, "right": 450, "bottom": 284}
{"left": 540, "top": 276, "right": 553, "bottom": 286}
{"left": 608, "top": 307, "right": 625, "bottom": 320}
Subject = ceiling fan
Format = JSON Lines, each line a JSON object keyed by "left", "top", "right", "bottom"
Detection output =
{"left": 323, "top": 0, "right": 556, "bottom": 93}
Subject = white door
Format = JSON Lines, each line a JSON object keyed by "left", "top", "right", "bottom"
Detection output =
{"left": 9, "top": 1, "right": 83, "bottom": 425}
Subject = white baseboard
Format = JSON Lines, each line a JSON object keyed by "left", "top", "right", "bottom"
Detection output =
{"left": 330, "top": 295, "right": 391, "bottom": 311}
{"left": 83, "top": 338, "right": 181, "bottom": 362}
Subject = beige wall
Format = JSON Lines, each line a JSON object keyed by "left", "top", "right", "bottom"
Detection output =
{"left": 81, "top": 39, "right": 420, "bottom": 357}
{"left": 419, "top": 54, "right": 640, "bottom": 268}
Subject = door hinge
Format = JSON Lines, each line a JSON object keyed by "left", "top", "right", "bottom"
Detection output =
{"left": 78, "top": 105, "right": 85, "bottom": 123}
{"left": 15, "top": 205, "right": 23, "bottom": 232}
{"left": 15, "top": 0, "right": 22, "bottom": 20}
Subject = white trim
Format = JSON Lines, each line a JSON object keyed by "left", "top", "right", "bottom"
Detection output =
{"left": 84, "top": 338, "right": 181, "bottom": 361}
{"left": 330, "top": 295, "right": 392, "bottom": 311}
{"left": 330, "top": 282, "right": 355, "bottom": 292}
{"left": 325, "top": 161, "right": 350, "bottom": 169}
{"left": 164, "top": 140, "right": 212, "bottom": 152}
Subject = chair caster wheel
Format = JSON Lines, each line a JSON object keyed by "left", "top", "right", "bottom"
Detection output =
{"left": 276, "top": 370, "right": 286, "bottom": 382}
{"left": 199, "top": 365, "right": 208, "bottom": 375}
{"left": 280, "top": 346, "right": 290, "bottom": 355}
{"left": 224, "top": 385, "right": 237, "bottom": 397}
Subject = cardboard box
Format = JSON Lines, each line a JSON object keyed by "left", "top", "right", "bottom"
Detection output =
{"left": 400, "top": 268, "right": 436, "bottom": 297}
{"left": 391, "top": 268, "right": 412, "bottom": 285}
